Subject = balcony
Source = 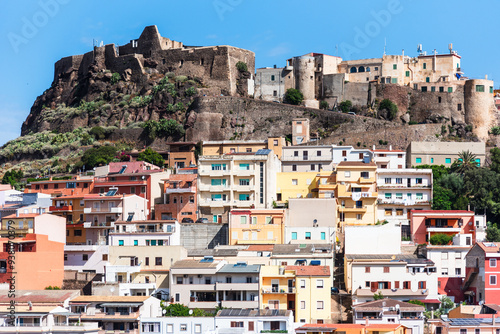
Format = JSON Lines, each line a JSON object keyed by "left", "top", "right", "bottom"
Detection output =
{"left": 262, "top": 286, "right": 296, "bottom": 294}
{"left": 164, "top": 187, "right": 196, "bottom": 194}
{"left": 232, "top": 200, "right": 254, "bottom": 208}
{"left": 427, "top": 226, "right": 461, "bottom": 233}
{"left": 84, "top": 221, "right": 115, "bottom": 228}
{"left": 282, "top": 155, "right": 331, "bottom": 162}
{"left": 234, "top": 169, "right": 255, "bottom": 177}
{"left": 98, "top": 330, "right": 138, "bottom": 334}
{"left": 358, "top": 177, "right": 376, "bottom": 184}
{"left": 69, "top": 311, "right": 140, "bottom": 321}
{"left": 339, "top": 205, "right": 367, "bottom": 212}
{"left": 179, "top": 283, "right": 216, "bottom": 291}
{"left": 187, "top": 301, "right": 218, "bottom": 309}
{"left": 215, "top": 282, "right": 259, "bottom": 291}
{"left": 377, "top": 184, "right": 431, "bottom": 189}
{"left": 221, "top": 300, "right": 259, "bottom": 308}
{"left": 199, "top": 169, "right": 230, "bottom": 177}
{"left": 84, "top": 207, "right": 123, "bottom": 214}
{"left": 199, "top": 199, "right": 230, "bottom": 208}
{"left": 49, "top": 205, "right": 73, "bottom": 212}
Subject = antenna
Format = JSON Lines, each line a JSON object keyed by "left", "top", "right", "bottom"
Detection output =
{"left": 417, "top": 44, "right": 423, "bottom": 55}
{"left": 448, "top": 43, "right": 453, "bottom": 54}
{"left": 384, "top": 38, "right": 387, "bottom": 56}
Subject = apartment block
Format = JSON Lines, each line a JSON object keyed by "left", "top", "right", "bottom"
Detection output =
{"left": 281, "top": 145, "right": 334, "bottom": 172}
{"left": 155, "top": 174, "right": 197, "bottom": 222}
{"left": 407, "top": 141, "right": 486, "bottom": 167}
{"left": 276, "top": 171, "right": 329, "bottom": 204}
{"left": 198, "top": 150, "right": 280, "bottom": 224}
{"left": 372, "top": 146, "right": 406, "bottom": 169}
{"left": 25, "top": 175, "right": 94, "bottom": 196}
{"left": 229, "top": 209, "right": 285, "bottom": 245}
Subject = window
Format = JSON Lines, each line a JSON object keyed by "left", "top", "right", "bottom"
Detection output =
{"left": 252, "top": 217, "right": 257, "bottom": 225}
{"left": 491, "top": 86, "right": 494, "bottom": 94}
{"left": 415, "top": 178, "right": 423, "bottom": 184}
{"left": 271, "top": 75, "right": 275, "bottom": 81}
{"left": 391, "top": 78, "right": 397, "bottom": 84}
{"left": 448, "top": 87, "right": 453, "bottom": 93}
{"left": 74, "top": 229, "right": 82, "bottom": 236}
{"left": 195, "top": 324, "right": 202, "bottom": 333}
{"left": 291, "top": 232, "right": 297, "bottom": 240}
{"left": 405, "top": 71, "right": 410, "bottom": 77}
{"left": 240, "top": 179, "right": 250, "bottom": 186}
{"left": 305, "top": 232, "right": 311, "bottom": 240}
{"left": 301, "top": 301, "right": 306, "bottom": 309}
{"left": 118, "top": 240, "right": 124, "bottom": 246}
{"left": 385, "top": 193, "right": 392, "bottom": 199}
{"left": 396, "top": 209, "right": 403, "bottom": 216}
{"left": 365, "top": 267, "right": 370, "bottom": 273}
{"left": 403, "top": 281, "right": 410, "bottom": 289}
{"left": 426, "top": 77, "right": 430, "bottom": 83}
{"left": 82, "top": 254, "right": 88, "bottom": 261}
{"left": 294, "top": 151, "right": 299, "bottom": 157}
{"left": 418, "top": 281, "right": 426, "bottom": 289}
{"left": 240, "top": 216, "right": 247, "bottom": 224}
{"left": 384, "top": 267, "right": 390, "bottom": 273}
{"left": 361, "top": 171, "right": 369, "bottom": 178}
{"left": 431, "top": 86, "right": 436, "bottom": 92}
{"left": 393, "top": 64, "right": 397, "bottom": 70}
{"left": 455, "top": 268, "right": 461, "bottom": 276}
{"left": 141, "top": 186, "right": 146, "bottom": 193}
{"left": 431, "top": 158, "right": 434, "bottom": 163}
{"left": 385, "top": 178, "right": 391, "bottom": 184}
{"left": 476, "top": 85, "right": 485, "bottom": 92}
{"left": 445, "top": 158, "right": 451, "bottom": 164}
{"left": 490, "top": 259, "right": 497, "bottom": 268}
{"left": 300, "top": 279, "right": 306, "bottom": 288}
{"left": 211, "top": 164, "right": 226, "bottom": 171}
{"left": 439, "top": 86, "right": 444, "bottom": 92}
{"left": 292, "top": 165, "right": 297, "bottom": 172}
{"left": 180, "top": 324, "right": 187, "bottom": 331}
{"left": 396, "top": 193, "right": 403, "bottom": 199}
{"left": 239, "top": 194, "right": 250, "bottom": 201}
{"left": 266, "top": 216, "right": 272, "bottom": 224}
{"left": 458, "top": 103, "right": 462, "bottom": 111}
{"left": 155, "top": 257, "right": 162, "bottom": 266}
{"left": 416, "top": 157, "right": 422, "bottom": 163}
{"left": 145, "top": 257, "right": 149, "bottom": 266}
{"left": 423, "top": 63, "right": 427, "bottom": 69}
{"left": 317, "top": 150, "right": 322, "bottom": 156}
{"left": 317, "top": 301, "right": 324, "bottom": 309}
{"left": 134, "top": 240, "right": 138, "bottom": 246}
{"left": 356, "top": 214, "right": 362, "bottom": 220}
{"left": 345, "top": 171, "right": 351, "bottom": 178}
{"left": 321, "top": 232, "right": 326, "bottom": 240}
{"left": 311, "top": 164, "right": 315, "bottom": 171}
{"left": 421, "top": 86, "right": 427, "bottom": 92}
{"left": 239, "top": 163, "right": 250, "bottom": 170}
{"left": 317, "top": 279, "right": 324, "bottom": 288}
{"left": 342, "top": 150, "right": 347, "bottom": 157}
{"left": 459, "top": 330, "right": 466, "bottom": 334}
{"left": 491, "top": 275, "right": 497, "bottom": 285}
{"left": 385, "top": 209, "right": 393, "bottom": 216}
{"left": 292, "top": 179, "right": 298, "bottom": 185}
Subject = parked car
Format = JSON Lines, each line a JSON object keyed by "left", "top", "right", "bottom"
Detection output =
{"left": 181, "top": 218, "right": 194, "bottom": 224}
{"left": 196, "top": 218, "right": 209, "bottom": 224}
{"left": 348, "top": 111, "right": 356, "bottom": 115}
{"left": 331, "top": 287, "right": 339, "bottom": 294}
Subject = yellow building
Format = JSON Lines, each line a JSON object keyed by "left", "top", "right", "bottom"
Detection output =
{"left": 335, "top": 161, "right": 378, "bottom": 227}
{"left": 49, "top": 195, "right": 86, "bottom": 244}
{"left": 201, "top": 137, "right": 285, "bottom": 159}
{"left": 276, "top": 171, "right": 331, "bottom": 204}
{"left": 259, "top": 265, "right": 331, "bottom": 323}
{"left": 228, "top": 209, "right": 285, "bottom": 245}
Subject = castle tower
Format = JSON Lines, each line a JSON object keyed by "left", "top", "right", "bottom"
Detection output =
{"left": 464, "top": 78, "right": 496, "bottom": 141}
{"left": 294, "top": 56, "right": 318, "bottom": 108}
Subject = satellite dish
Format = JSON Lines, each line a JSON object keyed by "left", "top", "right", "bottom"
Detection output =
{"left": 162, "top": 309, "right": 166, "bottom": 314}
{"left": 110, "top": 287, "right": 115, "bottom": 293}
{"left": 189, "top": 310, "right": 193, "bottom": 315}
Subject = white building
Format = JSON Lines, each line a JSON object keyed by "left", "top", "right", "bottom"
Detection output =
{"left": 140, "top": 317, "right": 215, "bottom": 334}
{"left": 376, "top": 168, "right": 433, "bottom": 238}
{"left": 64, "top": 245, "right": 109, "bottom": 275}
{"left": 332, "top": 145, "right": 373, "bottom": 165}
{"left": 215, "top": 309, "right": 294, "bottom": 334}
{"left": 215, "top": 263, "right": 261, "bottom": 309}
{"left": 344, "top": 224, "right": 401, "bottom": 255}
{"left": 281, "top": 145, "right": 334, "bottom": 172}
{"left": 345, "top": 253, "right": 439, "bottom": 305}
{"left": 198, "top": 150, "right": 281, "bottom": 224}
{"left": 108, "top": 220, "right": 180, "bottom": 246}
{"left": 353, "top": 299, "right": 425, "bottom": 334}
{"left": 372, "top": 146, "right": 407, "bottom": 169}
{"left": 285, "top": 198, "right": 336, "bottom": 244}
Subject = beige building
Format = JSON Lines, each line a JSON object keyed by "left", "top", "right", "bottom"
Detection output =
{"left": 229, "top": 209, "right": 286, "bottom": 245}
{"left": 406, "top": 141, "right": 486, "bottom": 167}
{"left": 202, "top": 137, "right": 285, "bottom": 159}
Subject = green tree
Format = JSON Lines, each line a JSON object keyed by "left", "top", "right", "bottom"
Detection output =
{"left": 89, "top": 126, "right": 106, "bottom": 140}
{"left": 2, "top": 169, "right": 23, "bottom": 186}
{"left": 432, "top": 185, "right": 453, "bottom": 210}
{"left": 439, "top": 296, "right": 455, "bottom": 314}
{"left": 284, "top": 88, "right": 304, "bottom": 105}
{"left": 379, "top": 99, "right": 398, "bottom": 120}
{"left": 319, "top": 101, "right": 329, "bottom": 110}
{"left": 339, "top": 100, "right": 352, "bottom": 113}
{"left": 490, "top": 148, "right": 500, "bottom": 173}
{"left": 430, "top": 233, "right": 454, "bottom": 245}
{"left": 373, "top": 291, "right": 384, "bottom": 300}
{"left": 161, "top": 303, "right": 190, "bottom": 317}
{"left": 138, "top": 148, "right": 165, "bottom": 168}
{"left": 415, "top": 164, "right": 450, "bottom": 183}
{"left": 158, "top": 119, "right": 186, "bottom": 139}
{"left": 452, "top": 150, "right": 478, "bottom": 174}
{"left": 142, "top": 120, "right": 159, "bottom": 141}
{"left": 80, "top": 145, "right": 118, "bottom": 169}
{"left": 408, "top": 300, "right": 425, "bottom": 306}
{"left": 486, "top": 223, "right": 500, "bottom": 242}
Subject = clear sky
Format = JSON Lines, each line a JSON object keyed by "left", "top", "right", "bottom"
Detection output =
{"left": 0, "top": 0, "right": 498, "bottom": 146}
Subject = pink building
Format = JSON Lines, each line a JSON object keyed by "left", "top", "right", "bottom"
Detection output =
{"left": 410, "top": 210, "right": 475, "bottom": 245}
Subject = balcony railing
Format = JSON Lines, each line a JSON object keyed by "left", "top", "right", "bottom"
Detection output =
{"left": 84, "top": 221, "right": 115, "bottom": 228}
{"left": 262, "top": 286, "right": 296, "bottom": 294}
{"left": 84, "top": 207, "right": 122, "bottom": 214}
{"left": 164, "top": 187, "right": 196, "bottom": 194}
{"left": 49, "top": 205, "right": 73, "bottom": 211}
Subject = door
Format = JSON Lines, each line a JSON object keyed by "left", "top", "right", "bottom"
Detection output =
{"left": 288, "top": 279, "right": 294, "bottom": 293}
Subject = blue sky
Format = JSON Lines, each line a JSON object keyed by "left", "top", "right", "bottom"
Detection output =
{"left": 0, "top": 0, "right": 498, "bottom": 146}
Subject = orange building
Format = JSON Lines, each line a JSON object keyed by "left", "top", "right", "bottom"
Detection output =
{"left": 24, "top": 176, "right": 94, "bottom": 196}
{"left": 155, "top": 174, "right": 197, "bottom": 222}
{"left": 127, "top": 142, "right": 197, "bottom": 169}
{"left": 410, "top": 210, "right": 476, "bottom": 245}
{"left": 49, "top": 195, "right": 87, "bottom": 245}
{"left": 0, "top": 233, "right": 64, "bottom": 290}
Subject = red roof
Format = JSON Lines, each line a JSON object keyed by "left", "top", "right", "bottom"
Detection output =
{"left": 246, "top": 245, "right": 274, "bottom": 251}
{"left": 422, "top": 299, "right": 441, "bottom": 304}
{"left": 477, "top": 242, "right": 500, "bottom": 253}
{"left": 285, "top": 265, "right": 330, "bottom": 276}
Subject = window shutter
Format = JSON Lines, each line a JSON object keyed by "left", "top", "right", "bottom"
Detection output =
{"left": 395, "top": 281, "right": 400, "bottom": 289}
{"left": 370, "top": 282, "right": 377, "bottom": 292}
{"left": 387, "top": 282, "right": 391, "bottom": 289}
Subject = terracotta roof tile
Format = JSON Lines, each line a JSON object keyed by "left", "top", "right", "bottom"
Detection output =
{"left": 285, "top": 265, "right": 330, "bottom": 276}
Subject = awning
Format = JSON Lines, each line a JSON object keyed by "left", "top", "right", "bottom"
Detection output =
{"left": 99, "top": 303, "right": 142, "bottom": 307}
{"left": 422, "top": 299, "right": 441, "bottom": 304}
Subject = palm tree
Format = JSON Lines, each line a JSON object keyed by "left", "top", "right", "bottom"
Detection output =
{"left": 453, "top": 150, "right": 478, "bottom": 174}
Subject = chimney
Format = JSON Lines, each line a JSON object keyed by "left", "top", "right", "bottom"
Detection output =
{"left": 373, "top": 145, "right": 376, "bottom": 150}
{"left": 389, "top": 145, "right": 392, "bottom": 151}
{"left": 28, "top": 301, "right": 32, "bottom": 311}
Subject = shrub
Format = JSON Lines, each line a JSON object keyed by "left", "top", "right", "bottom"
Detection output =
{"left": 379, "top": 99, "right": 398, "bottom": 120}
{"left": 185, "top": 87, "right": 197, "bottom": 97}
{"left": 429, "top": 233, "right": 454, "bottom": 245}
{"left": 165, "top": 72, "right": 175, "bottom": 78}
{"left": 491, "top": 127, "right": 500, "bottom": 135}
{"left": 409, "top": 120, "right": 418, "bottom": 125}
{"left": 284, "top": 88, "right": 304, "bottom": 105}
{"left": 175, "top": 102, "right": 185, "bottom": 111}
{"left": 236, "top": 61, "right": 248, "bottom": 72}
{"left": 465, "top": 124, "right": 473, "bottom": 133}
{"left": 2, "top": 170, "right": 23, "bottom": 186}
{"left": 80, "top": 145, "right": 118, "bottom": 169}
{"left": 137, "top": 147, "right": 165, "bottom": 168}
{"left": 175, "top": 76, "right": 188, "bottom": 83}
{"left": 110, "top": 72, "right": 121, "bottom": 85}
{"left": 339, "top": 100, "right": 352, "bottom": 113}
{"left": 320, "top": 101, "right": 329, "bottom": 110}
{"left": 89, "top": 126, "right": 106, "bottom": 140}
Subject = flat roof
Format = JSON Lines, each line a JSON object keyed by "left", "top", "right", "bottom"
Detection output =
{"left": 71, "top": 296, "right": 149, "bottom": 303}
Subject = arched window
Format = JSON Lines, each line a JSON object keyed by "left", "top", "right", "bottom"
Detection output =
{"left": 358, "top": 66, "right": 365, "bottom": 73}
{"left": 366, "top": 67, "right": 371, "bottom": 72}
{"left": 350, "top": 67, "right": 357, "bottom": 73}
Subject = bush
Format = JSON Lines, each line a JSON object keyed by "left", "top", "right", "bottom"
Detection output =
{"left": 142, "top": 119, "right": 186, "bottom": 142}
{"left": 379, "top": 99, "right": 398, "bottom": 120}
{"left": 80, "top": 145, "right": 118, "bottom": 169}
{"left": 320, "top": 101, "right": 329, "bottom": 110}
{"left": 284, "top": 88, "right": 304, "bottom": 105}
{"left": 2, "top": 170, "right": 23, "bottom": 186}
{"left": 491, "top": 127, "right": 500, "bottom": 135}
{"left": 429, "top": 233, "right": 454, "bottom": 245}
{"left": 339, "top": 100, "right": 352, "bottom": 113}
{"left": 89, "top": 126, "right": 106, "bottom": 140}
{"left": 236, "top": 61, "right": 248, "bottom": 73}
{"left": 185, "top": 87, "right": 197, "bottom": 97}
{"left": 110, "top": 72, "right": 121, "bottom": 85}
{"left": 138, "top": 148, "right": 165, "bottom": 168}
{"left": 175, "top": 76, "right": 188, "bottom": 83}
